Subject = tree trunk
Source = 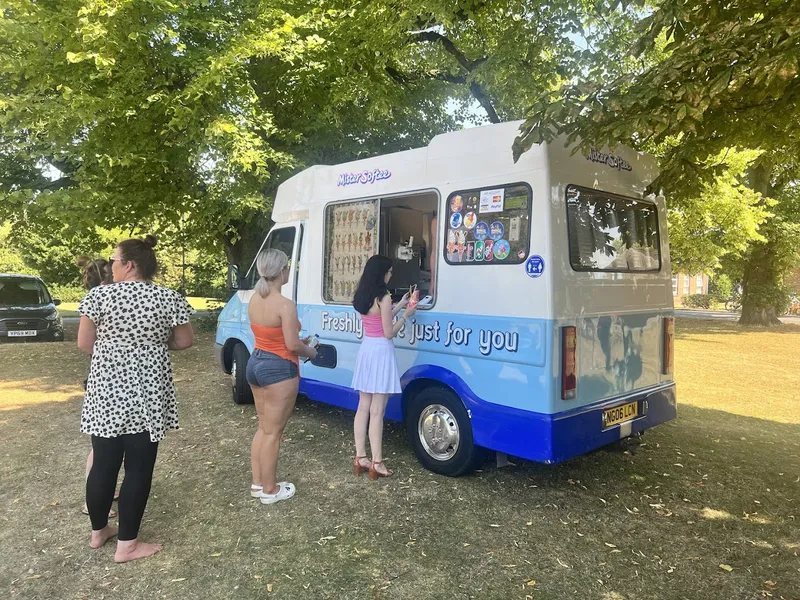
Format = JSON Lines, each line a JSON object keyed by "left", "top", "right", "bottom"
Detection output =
{"left": 739, "top": 246, "right": 783, "bottom": 326}
{"left": 738, "top": 162, "right": 783, "bottom": 326}
{"left": 221, "top": 212, "right": 272, "bottom": 279}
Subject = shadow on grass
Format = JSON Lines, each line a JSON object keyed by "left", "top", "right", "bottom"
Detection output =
{"left": 676, "top": 319, "right": 800, "bottom": 338}
{"left": 2, "top": 381, "right": 800, "bottom": 600}
{"left": 2, "top": 330, "right": 800, "bottom": 600}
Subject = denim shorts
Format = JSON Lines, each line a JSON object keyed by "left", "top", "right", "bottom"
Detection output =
{"left": 246, "top": 348, "right": 298, "bottom": 387}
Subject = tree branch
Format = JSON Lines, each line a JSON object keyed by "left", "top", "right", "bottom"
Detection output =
{"left": 41, "top": 176, "right": 76, "bottom": 191}
{"left": 434, "top": 72, "right": 468, "bottom": 84}
{"left": 470, "top": 82, "right": 501, "bottom": 123}
{"left": 409, "top": 31, "right": 499, "bottom": 122}
{"left": 411, "top": 31, "right": 483, "bottom": 72}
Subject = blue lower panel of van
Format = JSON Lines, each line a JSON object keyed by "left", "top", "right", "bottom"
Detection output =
{"left": 299, "top": 377, "right": 676, "bottom": 465}
{"left": 467, "top": 383, "right": 676, "bottom": 464}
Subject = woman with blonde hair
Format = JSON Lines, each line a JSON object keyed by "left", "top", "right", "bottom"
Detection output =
{"left": 247, "top": 248, "right": 317, "bottom": 504}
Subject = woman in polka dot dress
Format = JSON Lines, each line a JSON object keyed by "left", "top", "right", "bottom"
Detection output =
{"left": 77, "top": 235, "right": 195, "bottom": 563}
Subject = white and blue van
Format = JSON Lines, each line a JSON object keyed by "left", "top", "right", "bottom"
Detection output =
{"left": 215, "top": 121, "right": 677, "bottom": 476}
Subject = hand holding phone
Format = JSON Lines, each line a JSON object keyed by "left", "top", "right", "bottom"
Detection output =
{"left": 408, "top": 285, "right": 420, "bottom": 308}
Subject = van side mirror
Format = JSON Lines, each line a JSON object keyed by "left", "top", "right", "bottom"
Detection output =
{"left": 227, "top": 264, "right": 240, "bottom": 290}
{"left": 53, "top": 298, "right": 62, "bottom": 306}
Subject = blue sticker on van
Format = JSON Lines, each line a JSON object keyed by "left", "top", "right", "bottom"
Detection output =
{"left": 474, "top": 222, "right": 489, "bottom": 241}
{"left": 525, "top": 255, "right": 544, "bottom": 278}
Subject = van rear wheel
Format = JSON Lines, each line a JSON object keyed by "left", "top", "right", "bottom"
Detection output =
{"left": 406, "top": 386, "right": 483, "bottom": 477}
{"left": 231, "top": 343, "right": 254, "bottom": 405}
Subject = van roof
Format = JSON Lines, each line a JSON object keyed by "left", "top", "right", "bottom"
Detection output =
{"left": 0, "top": 273, "right": 42, "bottom": 281}
{"left": 272, "top": 121, "right": 658, "bottom": 223}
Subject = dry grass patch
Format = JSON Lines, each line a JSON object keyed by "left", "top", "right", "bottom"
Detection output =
{"left": 0, "top": 320, "right": 798, "bottom": 600}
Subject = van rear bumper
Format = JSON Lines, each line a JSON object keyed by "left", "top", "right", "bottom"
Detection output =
{"left": 470, "top": 382, "right": 677, "bottom": 464}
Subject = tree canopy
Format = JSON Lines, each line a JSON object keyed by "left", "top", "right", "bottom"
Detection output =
{"left": 1, "top": 1, "right": 644, "bottom": 270}
{"left": 514, "top": 0, "right": 800, "bottom": 324}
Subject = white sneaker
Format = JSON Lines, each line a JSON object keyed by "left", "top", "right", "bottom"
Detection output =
{"left": 258, "top": 482, "right": 296, "bottom": 505}
{"left": 250, "top": 484, "right": 263, "bottom": 498}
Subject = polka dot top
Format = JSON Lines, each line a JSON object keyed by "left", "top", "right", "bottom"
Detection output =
{"left": 78, "top": 281, "right": 195, "bottom": 442}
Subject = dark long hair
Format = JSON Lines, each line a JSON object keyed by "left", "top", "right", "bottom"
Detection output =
{"left": 353, "top": 255, "right": 393, "bottom": 315}
{"left": 76, "top": 256, "right": 111, "bottom": 290}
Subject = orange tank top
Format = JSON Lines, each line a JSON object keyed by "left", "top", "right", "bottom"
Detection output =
{"left": 251, "top": 321, "right": 301, "bottom": 365}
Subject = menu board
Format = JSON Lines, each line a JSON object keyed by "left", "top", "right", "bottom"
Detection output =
{"left": 324, "top": 200, "right": 379, "bottom": 302}
{"left": 444, "top": 185, "right": 530, "bottom": 265}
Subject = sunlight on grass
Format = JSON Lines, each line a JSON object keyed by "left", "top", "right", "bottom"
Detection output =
{"left": 60, "top": 296, "right": 222, "bottom": 317}
{"left": 675, "top": 320, "right": 800, "bottom": 424}
{"left": 186, "top": 296, "right": 225, "bottom": 311}
{"left": 698, "top": 507, "right": 735, "bottom": 520}
{"left": 0, "top": 380, "right": 83, "bottom": 411}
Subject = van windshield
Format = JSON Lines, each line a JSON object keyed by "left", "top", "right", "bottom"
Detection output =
{"left": 566, "top": 185, "right": 661, "bottom": 272}
{"left": 0, "top": 279, "right": 52, "bottom": 306}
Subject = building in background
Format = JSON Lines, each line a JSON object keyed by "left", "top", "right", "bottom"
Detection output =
{"left": 672, "top": 273, "right": 709, "bottom": 303}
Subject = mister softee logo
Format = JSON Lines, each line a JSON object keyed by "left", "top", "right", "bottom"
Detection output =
{"left": 585, "top": 148, "right": 633, "bottom": 172}
{"left": 337, "top": 168, "right": 392, "bottom": 187}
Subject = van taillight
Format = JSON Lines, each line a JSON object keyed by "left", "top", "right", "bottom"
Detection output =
{"left": 561, "top": 326, "right": 577, "bottom": 400}
{"left": 663, "top": 317, "right": 674, "bottom": 375}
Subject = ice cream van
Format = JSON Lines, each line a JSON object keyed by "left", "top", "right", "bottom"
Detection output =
{"left": 214, "top": 121, "right": 677, "bottom": 476}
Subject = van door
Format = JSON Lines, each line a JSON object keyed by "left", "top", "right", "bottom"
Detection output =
{"left": 241, "top": 222, "right": 303, "bottom": 326}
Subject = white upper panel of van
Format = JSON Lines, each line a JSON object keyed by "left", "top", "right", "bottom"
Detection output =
{"left": 272, "top": 121, "right": 658, "bottom": 224}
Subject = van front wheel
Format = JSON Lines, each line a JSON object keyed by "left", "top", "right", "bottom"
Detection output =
{"left": 406, "top": 387, "right": 482, "bottom": 477}
{"left": 231, "top": 343, "right": 254, "bottom": 405}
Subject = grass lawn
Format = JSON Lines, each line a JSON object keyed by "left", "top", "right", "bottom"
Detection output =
{"left": 58, "top": 296, "right": 223, "bottom": 318}
{"left": 1, "top": 319, "right": 798, "bottom": 600}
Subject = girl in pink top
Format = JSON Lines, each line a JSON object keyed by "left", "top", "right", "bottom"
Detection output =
{"left": 351, "top": 255, "right": 416, "bottom": 479}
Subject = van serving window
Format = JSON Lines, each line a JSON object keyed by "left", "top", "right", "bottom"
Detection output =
{"left": 566, "top": 185, "right": 661, "bottom": 273}
{"left": 443, "top": 183, "right": 531, "bottom": 265}
{"left": 323, "top": 199, "right": 380, "bottom": 303}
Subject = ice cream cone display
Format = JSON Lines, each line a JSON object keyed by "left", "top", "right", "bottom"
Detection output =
{"left": 326, "top": 201, "right": 379, "bottom": 302}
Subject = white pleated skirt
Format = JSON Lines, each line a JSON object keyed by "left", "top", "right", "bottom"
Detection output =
{"left": 351, "top": 336, "right": 402, "bottom": 395}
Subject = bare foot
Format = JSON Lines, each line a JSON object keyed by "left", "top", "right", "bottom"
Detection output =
{"left": 114, "top": 539, "right": 163, "bottom": 563}
{"left": 90, "top": 525, "right": 118, "bottom": 549}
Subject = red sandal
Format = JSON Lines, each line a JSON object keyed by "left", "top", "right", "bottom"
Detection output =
{"left": 353, "top": 456, "right": 371, "bottom": 476}
{"left": 368, "top": 461, "right": 393, "bottom": 480}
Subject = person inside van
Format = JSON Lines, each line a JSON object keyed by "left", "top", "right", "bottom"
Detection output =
{"left": 247, "top": 248, "right": 317, "bottom": 504}
{"left": 351, "top": 255, "right": 417, "bottom": 479}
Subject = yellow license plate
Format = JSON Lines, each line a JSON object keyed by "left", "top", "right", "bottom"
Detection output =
{"left": 603, "top": 401, "right": 638, "bottom": 429}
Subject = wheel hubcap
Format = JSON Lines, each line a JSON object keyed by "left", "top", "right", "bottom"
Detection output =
{"left": 418, "top": 404, "right": 460, "bottom": 461}
{"left": 231, "top": 359, "right": 237, "bottom": 391}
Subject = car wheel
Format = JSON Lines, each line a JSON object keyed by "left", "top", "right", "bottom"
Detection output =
{"left": 406, "top": 386, "right": 483, "bottom": 476}
{"left": 231, "top": 343, "right": 254, "bottom": 405}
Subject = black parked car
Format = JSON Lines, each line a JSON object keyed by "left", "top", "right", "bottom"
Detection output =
{"left": 0, "top": 274, "right": 64, "bottom": 342}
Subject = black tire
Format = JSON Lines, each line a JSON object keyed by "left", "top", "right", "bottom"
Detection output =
{"left": 231, "top": 343, "right": 254, "bottom": 405}
{"left": 406, "top": 386, "right": 483, "bottom": 477}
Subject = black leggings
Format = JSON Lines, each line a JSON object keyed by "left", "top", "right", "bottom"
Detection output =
{"left": 86, "top": 432, "right": 159, "bottom": 541}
